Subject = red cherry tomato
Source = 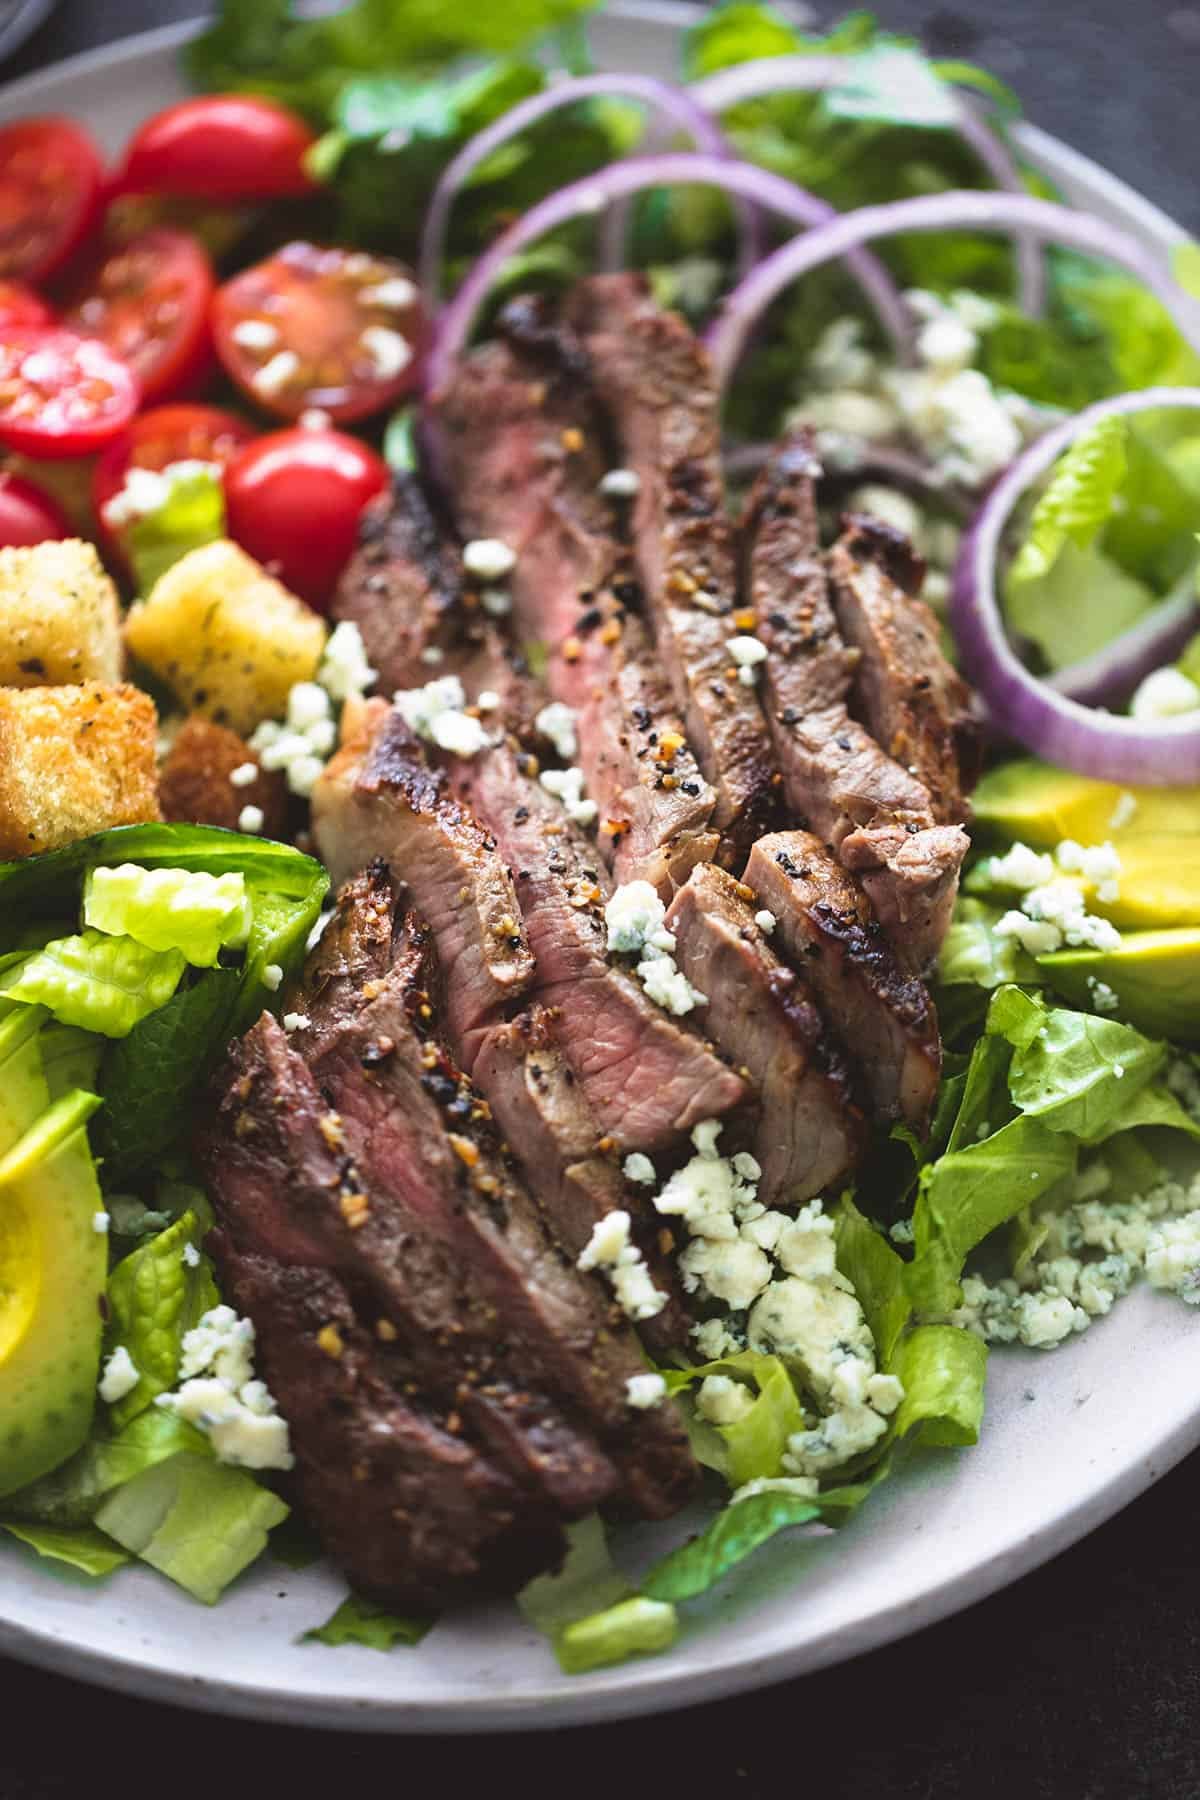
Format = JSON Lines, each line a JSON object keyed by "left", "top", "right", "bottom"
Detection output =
{"left": 224, "top": 426, "right": 389, "bottom": 607}
{"left": 114, "top": 96, "right": 318, "bottom": 201}
{"left": 0, "top": 281, "right": 53, "bottom": 331}
{"left": 0, "top": 117, "right": 104, "bottom": 285}
{"left": 0, "top": 329, "right": 139, "bottom": 458}
{"left": 212, "top": 241, "right": 425, "bottom": 424}
{"left": 0, "top": 470, "right": 71, "bottom": 545}
{"left": 92, "top": 401, "right": 256, "bottom": 566}
{"left": 61, "top": 227, "right": 215, "bottom": 406}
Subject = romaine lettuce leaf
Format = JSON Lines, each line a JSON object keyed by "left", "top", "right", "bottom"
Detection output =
{"left": 517, "top": 1512, "right": 663, "bottom": 1673}
{"left": 1006, "top": 540, "right": 1155, "bottom": 673}
{"left": 938, "top": 898, "right": 1034, "bottom": 993}
{"left": 662, "top": 1350, "right": 804, "bottom": 1486}
{"left": 103, "top": 1211, "right": 219, "bottom": 1428}
{"left": 642, "top": 1488, "right": 821, "bottom": 1603}
{"left": 557, "top": 1597, "right": 679, "bottom": 1672}
{"left": 94, "top": 1452, "right": 288, "bottom": 1605}
{"left": 891, "top": 1324, "right": 987, "bottom": 1447}
{"left": 835, "top": 1193, "right": 911, "bottom": 1367}
{"left": 1008, "top": 415, "right": 1127, "bottom": 586}
{"left": 0, "top": 1521, "right": 129, "bottom": 1578}
{"left": 84, "top": 864, "right": 251, "bottom": 969}
{"left": 39, "top": 1024, "right": 102, "bottom": 1100}
{"left": 4, "top": 1406, "right": 206, "bottom": 1528}
{"left": 125, "top": 465, "right": 225, "bottom": 594}
{"left": 0, "top": 931, "right": 186, "bottom": 1038}
{"left": 1005, "top": 1008, "right": 1165, "bottom": 1140}
{"left": 303, "top": 1592, "right": 431, "bottom": 1649}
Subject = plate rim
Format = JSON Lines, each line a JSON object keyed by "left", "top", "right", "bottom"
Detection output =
{"left": 0, "top": 1, "right": 1193, "bottom": 1733}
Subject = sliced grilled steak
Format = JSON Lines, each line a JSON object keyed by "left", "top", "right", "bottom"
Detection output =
{"left": 433, "top": 302, "right": 719, "bottom": 895}
{"left": 828, "top": 513, "right": 980, "bottom": 824}
{"left": 472, "top": 1003, "right": 690, "bottom": 1352}
{"left": 210, "top": 1248, "right": 558, "bottom": 1612}
{"left": 745, "top": 831, "right": 941, "bottom": 1132}
{"left": 311, "top": 701, "right": 534, "bottom": 1061}
{"left": 743, "top": 438, "right": 968, "bottom": 974}
{"left": 456, "top": 742, "right": 747, "bottom": 1149}
{"left": 564, "top": 274, "right": 775, "bottom": 856}
{"left": 333, "top": 471, "right": 464, "bottom": 694}
{"left": 666, "top": 862, "right": 866, "bottom": 1205}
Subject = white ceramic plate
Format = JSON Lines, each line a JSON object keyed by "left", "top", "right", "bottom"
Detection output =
{"left": 0, "top": 1, "right": 1196, "bottom": 1735}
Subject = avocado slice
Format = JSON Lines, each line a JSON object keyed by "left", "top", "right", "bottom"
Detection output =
{"left": 1038, "top": 927, "right": 1200, "bottom": 1042}
{"left": 0, "top": 1088, "right": 106, "bottom": 1499}
{"left": 0, "top": 1005, "right": 49, "bottom": 1153}
{"left": 973, "top": 760, "right": 1200, "bottom": 846}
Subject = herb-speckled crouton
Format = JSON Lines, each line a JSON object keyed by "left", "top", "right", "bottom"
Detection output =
{"left": 124, "top": 539, "right": 327, "bottom": 735}
{"left": 0, "top": 682, "right": 161, "bottom": 857}
{"left": 0, "top": 538, "right": 122, "bottom": 687}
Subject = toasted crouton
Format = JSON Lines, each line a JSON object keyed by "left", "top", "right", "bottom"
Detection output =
{"left": 125, "top": 539, "right": 327, "bottom": 735}
{"left": 0, "top": 538, "right": 122, "bottom": 687}
{"left": 0, "top": 683, "right": 161, "bottom": 858}
{"left": 159, "top": 717, "right": 288, "bottom": 836}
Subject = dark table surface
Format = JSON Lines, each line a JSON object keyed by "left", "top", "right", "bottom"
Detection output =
{"left": 4, "top": 3, "right": 1200, "bottom": 1795}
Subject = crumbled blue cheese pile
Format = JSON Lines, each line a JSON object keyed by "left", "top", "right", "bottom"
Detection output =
{"left": 154, "top": 1304, "right": 294, "bottom": 1471}
{"left": 241, "top": 620, "right": 378, "bottom": 817}
{"left": 971, "top": 837, "right": 1123, "bottom": 957}
{"left": 604, "top": 880, "right": 706, "bottom": 1018}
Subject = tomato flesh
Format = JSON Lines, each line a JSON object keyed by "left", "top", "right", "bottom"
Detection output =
{"left": 0, "top": 470, "right": 71, "bottom": 546}
{"left": 0, "top": 329, "right": 139, "bottom": 458}
{"left": 0, "top": 117, "right": 104, "bottom": 284}
{"left": 115, "top": 96, "right": 318, "bottom": 201}
{"left": 93, "top": 401, "right": 256, "bottom": 566}
{"left": 0, "top": 281, "right": 53, "bottom": 331}
{"left": 212, "top": 241, "right": 425, "bottom": 423}
{"left": 61, "top": 227, "right": 215, "bottom": 407}
{"left": 224, "top": 426, "right": 389, "bottom": 607}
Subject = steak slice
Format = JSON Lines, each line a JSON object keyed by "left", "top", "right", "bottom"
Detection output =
{"left": 666, "top": 862, "right": 866, "bottom": 1205}
{"left": 564, "top": 274, "right": 775, "bottom": 856}
{"left": 742, "top": 438, "right": 968, "bottom": 974}
{"left": 472, "top": 1004, "right": 691, "bottom": 1353}
{"left": 745, "top": 831, "right": 941, "bottom": 1132}
{"left": 210, "top": 1248, "right": 558, "bottom": 1612}
{"left": 456, "top": 742, "right": 746, "bottom": 1150}
{"left": 828, "top": 513, "right": 980, "bottom": 825}
{"left": 311, "top": 701, "right": 534, "bottom": 1061}
{"left": 333, "top": 471, "right": 464, "bottom": 694}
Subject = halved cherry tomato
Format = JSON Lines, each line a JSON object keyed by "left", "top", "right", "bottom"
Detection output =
{"left": 114, "top": 96, "right": 318, "bottom": 201}
{"left": 61, "top": 228, "right": 215, "bottom": 406}
{"left": 92, "top": 401, "right": 256, "bottom": 566}
{"left": 211, "top": 241, "right": 425, "bottom": 424}
{"left": 223, "top": 426, "right": 389, "bottom": 607}
{"left": 0, "top": 281, "right": 53, "bottom": 331}
{"left": 0, "top": 470, "right": 70, "bottom": 545}
{"left": 0, "top": 329, "right": 139, "bottom": 458}
{"left": 0, "top": 117, "right": 104, "bottom": 285}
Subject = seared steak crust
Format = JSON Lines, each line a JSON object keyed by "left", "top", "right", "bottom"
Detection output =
{"left": 565, "top": 275, "right": 775, "bottom": 857}
{"left": 745, "top": 831, "right": 941, "bottom": 1131}
{"left": 666, "top": 862, "right": 865, "bottom": 1204}
{"left": 333, "top": 471, "right": 465, "bottom": 694}
{"left": 743, "top": 439, "right": 968, "bottom": 974}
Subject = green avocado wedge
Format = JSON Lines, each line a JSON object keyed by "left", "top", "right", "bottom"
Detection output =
{"left": 1038, "top": 927, "right": 1200, "bottom": 1043}
{"left": 0, "top": 1089, "right": 107, "bottom": 1500}
{"left": 972, "top": 759, "right": 1200, "bottom": 847}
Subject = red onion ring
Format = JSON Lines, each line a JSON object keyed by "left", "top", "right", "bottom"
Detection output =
{"left": 419, "top": 74, "right": 740, "bottom": 303}
{"left": 690, "top": 56, "right": 1045, "bottom": 315}
{"left": 952, "top": 387, "right": 1200, "bottom": 784}
{"left": 1049, "top": 584, "right": 1200, "bottom": 708}
{"left": 423, "top": 151, "right": 913, "bottom": 404}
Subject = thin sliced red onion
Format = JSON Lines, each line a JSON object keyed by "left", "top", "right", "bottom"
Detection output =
{"left": 419, "top": 75, "right": 739, "bottom": 303}
{"left": 705, "top": 190, "right": 1200, "bottom": 394}
{"left": 951, "top": 387, "right": 1200, "bottom": 784}
{"left": 424, "top": 151, "right": 912, "bottom": 403}
{"left": 1049, "top": 585, "right": 1199, "bottom": 708}
{"left": 724, "top": 435, "right": 973, "bottom": 515}
{"left": 691, "top": 56, "right": 1045, "bottom": 315}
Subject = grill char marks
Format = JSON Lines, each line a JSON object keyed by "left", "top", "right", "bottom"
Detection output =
{"left": 564, "top": 274, "right": 775, "bottom": 859}
{"left": 742, "top": 437, "right": 968, "bottom": 975}
{"left": 311, "top": 702, "right": 534, "bottom": 1065}
{"left": 666, "top": 862, "right": 865, "bottom": 1206}
{"left": 333, "top": 471, "right": 465, "bottom": 695}
{"left": 433, "top": 299, "right": 719, "bottom": 896}
{"left": 456, "top": 740, "right": 746, "bottom": 1150}
{"left": 828, "top": 512, "right": 981, "bottom": 825}
{"left": 745, "top": 831, "right": 941, "bottom": 1132}
{"left": 472, "top": 1003, "right": 690, "bottom": 1353}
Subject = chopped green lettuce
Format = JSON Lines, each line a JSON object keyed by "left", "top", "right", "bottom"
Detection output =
{"left": 1005, "top": 1008, "right": 1165, "bottom": 1140}
{"left": 557, "top": 1597, "right": 679, "bottom": 1673}
{"left": 84, "top": 864, "right": 252, "bottom": 969}
{"left": 103, "top": 1211, "right": 219, "bottom": 1428}
{"left": 835, "top": 1193, "right": 911, "bottom": 1366}
{"left": 0, "top": 1521, "right": 129, "bottom": 1578}
{"left": 662, "top": 1350, "right": 804, "bottom": 1486}
{"left": 0, "top": 931, "right": 186, "bottom": 1038}
{"left": 304, "top": 1592, "right": 431, "bottom": 1649}
{"left": 39, "top": 1024, "right": 103, "bottom": 1099}
{"left": 125, "top": 464, "right": 225, "bottom": 594}
{"left": 94, "top": 1452, "right": 288, "bottom": 1605}
{"left": 643, "top": 1488, "right": 821, "bottom": 1603}
{"left": 517, "top": 1513, "right": 670, "bottom": 1674}
{"left": 4, "top": 1407, "right": 207, "bottom": 1528}
{"left": 891, "top": 1325, "right": 987, "bottom": 1447}
{"left": 1009, "top": 416, "right": 1128, "bottom": 586}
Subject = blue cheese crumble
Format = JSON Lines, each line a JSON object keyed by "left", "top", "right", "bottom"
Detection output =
{"left": 155, "top": 1304, "right": 293, "bottom": 1471}
{"left": 392, "top": 673, "right": 491, "bottom": 759}
{"left": 577, "top": 1209, "right": 667, "bottom": 1321}
{"left": 603, "top": 880, "right": 706, "bottom": 1018}
{"left": 98, "top": 1345, "right": 140, "bottom": 1404}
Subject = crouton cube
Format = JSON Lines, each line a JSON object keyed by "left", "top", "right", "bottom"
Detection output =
{"left": 0, "top": 538, "right": 122, "bottom": 687}
{"left": 158, "top": 716, "right": 288, "bottom": 836}
{"left": 0, "top": 682, "right": 161, "bottom": 858}
{"left": 125, "top": 540, "right": 327, "bottom": 735}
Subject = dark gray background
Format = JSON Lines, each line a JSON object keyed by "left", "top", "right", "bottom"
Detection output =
{"left": 4, "top": 4, "right": 1200, "bottom": 1796}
